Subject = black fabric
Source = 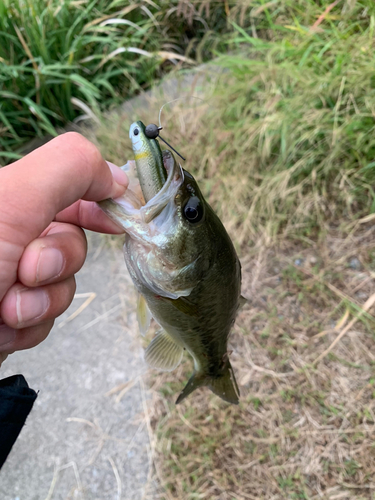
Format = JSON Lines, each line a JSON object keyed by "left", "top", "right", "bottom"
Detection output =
{"left": 0, "top": 374, "right": 37, "bottom": 469}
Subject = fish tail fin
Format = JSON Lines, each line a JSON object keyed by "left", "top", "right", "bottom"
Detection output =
{"left": 175, "top": 361, "right": 240, "bottom": 405}
{"left": 207, "top": 361, "right": 240, "bottom": 405}
{"left": 175, "top": 373, "right": 206, "bottom": 405}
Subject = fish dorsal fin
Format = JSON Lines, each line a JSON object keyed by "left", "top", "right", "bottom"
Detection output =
{"left": 145, "top": 330, "right": 183, "bottom": 372}
{"left": 136, "top": 293, "right": 152, "bottom": 337}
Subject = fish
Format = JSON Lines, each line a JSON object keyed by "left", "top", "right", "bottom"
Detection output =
{"left": 99, "top": 121, "right": 244, "bottom": 405}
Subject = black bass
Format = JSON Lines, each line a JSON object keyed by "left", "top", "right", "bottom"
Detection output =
{"left": 99, "top": 122, "right": 243, "bottom": 404}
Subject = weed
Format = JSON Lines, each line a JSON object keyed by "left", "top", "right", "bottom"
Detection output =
{"left": 0, "top": 0, "right": 230, "bottom": 160}
{"left": 86, "top": 1, "right": 375, "bottom": 498}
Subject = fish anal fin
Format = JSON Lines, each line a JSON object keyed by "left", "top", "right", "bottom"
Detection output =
{"left": 137, "top": 293, "right": 152, "bottom": 337}
{"left": 145, "top": 330, "right": 183, "bottom": 372}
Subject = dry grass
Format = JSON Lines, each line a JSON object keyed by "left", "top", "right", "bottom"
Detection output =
{"left": 90, "top": 89, "right": 375, "bottom": 498}
{"left": 143, "top": 226, "right": 375, "bottom": 500}
{"left": 87, "top": 4, "right": 375, "bottom": 495}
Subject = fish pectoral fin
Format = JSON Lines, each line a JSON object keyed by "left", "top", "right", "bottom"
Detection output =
{"left": 164, "top": 296, "right": 199, "bottom": 316}
{"left": 136, "top": 293, "right": 152, "bottom": 337}
{"left": 145, "top": 330, "right": 183, "bottom": 372}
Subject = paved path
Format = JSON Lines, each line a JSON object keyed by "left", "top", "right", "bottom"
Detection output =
{"left": 0, "top": 233, "right": 154, "bottom": 500}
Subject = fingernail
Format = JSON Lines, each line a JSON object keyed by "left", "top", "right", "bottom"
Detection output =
{"left": 16, "top": 288, "right": 49, "bottom": 325}
{"left": 0, "top": 324, "right": 16, "bottom": 348}
{"left": 37, "top": 247, "right": 64, "bottom": 282}
{"left": 107, "top": 161, "right": 129, "bottom": 188}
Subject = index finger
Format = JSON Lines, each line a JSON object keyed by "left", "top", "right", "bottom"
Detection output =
{"left": 0, "top": 132, "right": 128, "bottom": 301}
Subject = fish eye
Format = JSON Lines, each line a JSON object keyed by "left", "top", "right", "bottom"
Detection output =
{"left": 183, "top": 196, "right": 204, "bottom": 223}
{"left": 133, "top": 128, "right": 139, "bottom": 136}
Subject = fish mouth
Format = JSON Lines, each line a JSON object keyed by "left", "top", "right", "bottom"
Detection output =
{"left": 108, "top": 150, "right": 183, "bottom": 227}
{"left": 140, "top": 150, "right": 184, "bottom": 223}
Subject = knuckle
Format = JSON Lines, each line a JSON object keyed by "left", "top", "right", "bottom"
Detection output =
{"left": 0, "top": 352, "right": 8, "bottom": 365}
{"left": 46, "top": 278, "right": 76, "bottom": 318}
{"left": 61, "top": 278, "right": 76, "bottom": 312}
{"left": 60, "top": 132, "right": 103, "bottom": 172}
{"left": 71, "top": 226, "right": 87, "bottom": 252}
{"left": 23, "top": 322, "right": 54, "bottom": 349}
{"left": 70, "top": 276, "right": 77, "bottom": 295}
{"left": 63, "top": 276, "right": 76, "bottom": 302}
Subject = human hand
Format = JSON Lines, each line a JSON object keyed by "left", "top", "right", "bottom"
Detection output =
{"left": 0, "top": 133, "right": 128, "bottom": 366}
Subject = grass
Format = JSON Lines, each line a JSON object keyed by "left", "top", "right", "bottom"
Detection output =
{"left": 7, "top": 0, "right": 375, "bottom": 497}
{"left": 0, "top": 0, "right": 231, "bottom": 162}
{"left": 95, "top": 0, "right": 375, "bottom": 245}
{"left": 140, "top": 233, "right": 375, "bottom": 500}
{"left": 88, "top": 1, "right": 375, "bottom": 498}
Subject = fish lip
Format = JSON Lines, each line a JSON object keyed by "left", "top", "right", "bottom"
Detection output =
{"left": 140, "top": 152, "right": 184, "bottom": 224}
